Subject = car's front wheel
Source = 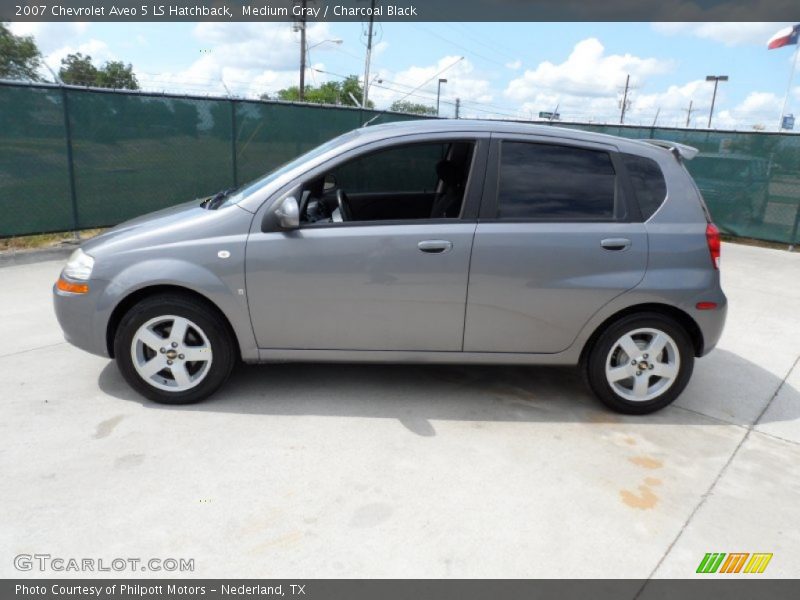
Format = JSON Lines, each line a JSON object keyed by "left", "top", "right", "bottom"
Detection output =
{"left": 585, "top": 313, "right": 694, "bottom": 414}
{"left": 114, "top": 294, "right": 236, "bottom": 404}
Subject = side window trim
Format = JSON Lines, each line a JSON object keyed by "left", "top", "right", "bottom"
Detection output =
{"left": 479, "top": 135, "right": 637, "bottom": 223}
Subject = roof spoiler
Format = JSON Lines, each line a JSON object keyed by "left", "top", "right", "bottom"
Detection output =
{"left": 639, "top": 139, "right": 699, "bottom": 161}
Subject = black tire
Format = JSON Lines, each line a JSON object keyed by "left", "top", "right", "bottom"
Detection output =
{"left": 584, "top": 312, "right": 694, "bottom": 415}
{"left": 114, "top": 293, "right": 236, "bottom": 405}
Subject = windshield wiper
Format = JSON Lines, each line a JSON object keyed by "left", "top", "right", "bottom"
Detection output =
{"left": 201, "top": 188, "right": 236, "bottom": 210}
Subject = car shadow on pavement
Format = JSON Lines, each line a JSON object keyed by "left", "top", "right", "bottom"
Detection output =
{"left": 97, "top": 348, "right": 800, "bottom": 436}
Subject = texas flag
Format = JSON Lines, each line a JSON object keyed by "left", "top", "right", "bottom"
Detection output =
{"left": 768, "top": 24, "right": 800, "bottom": 49}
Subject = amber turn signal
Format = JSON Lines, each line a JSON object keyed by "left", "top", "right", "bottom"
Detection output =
{"left": 56, "top": 278, "right": 89, "bottom": 294}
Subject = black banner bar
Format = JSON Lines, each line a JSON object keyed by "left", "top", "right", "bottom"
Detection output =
{"left": 3, "top": 0, "right": 800, "bottom": 22}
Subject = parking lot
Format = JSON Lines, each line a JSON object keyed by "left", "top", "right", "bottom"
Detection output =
{"left": 1, "top": 241, "right": 799, "bottom": 579}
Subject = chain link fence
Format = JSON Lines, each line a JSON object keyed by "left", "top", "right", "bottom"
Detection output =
{"left": 2, "top": 81, "right": 799, "bottom": 244}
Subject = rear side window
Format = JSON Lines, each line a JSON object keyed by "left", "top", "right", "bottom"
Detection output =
{"left": 497, "top": 142, "right": 617, "bottom": 220}
{"left": 622, "top": 153, "right": 667, "bottom": 220}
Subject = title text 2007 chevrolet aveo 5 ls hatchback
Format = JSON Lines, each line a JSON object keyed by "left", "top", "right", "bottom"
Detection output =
{"left": 54, "top": 120, "right": 727, "bottom": 414}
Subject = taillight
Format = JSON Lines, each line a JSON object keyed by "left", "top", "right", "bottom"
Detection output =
{"left": 706, "top": 223, "right": 720, "bottom": 270}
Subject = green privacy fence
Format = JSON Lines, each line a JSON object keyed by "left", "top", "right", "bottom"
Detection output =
{"left": 0, "top": 81, "right": 421, "bottom": 237}
{"left": 2, "top": 81, "right": 800, "bottom": 243}
{"left": 550, "top": 122, "right": 800, "bottom": 245}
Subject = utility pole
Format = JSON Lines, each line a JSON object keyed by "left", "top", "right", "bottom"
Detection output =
{"left": 706, "top": 75, "right": 728, "bottom": 128}
{"left": 455, "top": 98, "right": 460, "bottom": 119}
{"left": 683, "top": 100, "right": 696, "bottom": 127}
{"left": 361, "top": 0, "right": 377, "bottom": 108}
{"left": 436, "top": 78, "right": 447, "bottom": 116}
{"left": 297, "top": 0, "right": 307, "bottom": 101}
{"left": 652, "top": 107, "right": 660, "bottom": 127}
{"left": 619, "top": 74, "right": 630, "bottom": 124}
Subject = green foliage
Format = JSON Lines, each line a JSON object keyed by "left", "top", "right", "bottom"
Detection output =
{"left": 267, "top": 75, "right": 374, "bottom": 108}
{"left": 0, "top": 22, "right": 43, "bottom": 81}
{"left": 59, "top": 54, "right": 98, "bottom": 86}
{"left": 390, "top": 100, "right": 437, "bottom": 116}
{"left": 59, "top": 53, "right": 139, "bottom": 90}
{"left": 95, "top": 61, "right": 139, "bottom": 90}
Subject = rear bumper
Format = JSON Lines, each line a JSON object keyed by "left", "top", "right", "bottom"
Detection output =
{"left": 690, "top": 290, "right": 728, "bottom": 357}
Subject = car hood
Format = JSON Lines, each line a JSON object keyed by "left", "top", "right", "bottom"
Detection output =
{"left": 80, "top": 199, "right": 251, "bottom": 260}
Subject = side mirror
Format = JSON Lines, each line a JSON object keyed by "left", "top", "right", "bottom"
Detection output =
{"left": 275, "top": 196, "right": 300, "bottom": 230}
{"left": 323, "top": 173, "right": 337, "bottom": 192}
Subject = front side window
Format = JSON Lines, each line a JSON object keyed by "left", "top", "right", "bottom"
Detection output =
{"left": 299, "top": 140, "right": 475, "bottom": 225}
{"left": 497, "top": 141, "right": 619, "bottom": 221}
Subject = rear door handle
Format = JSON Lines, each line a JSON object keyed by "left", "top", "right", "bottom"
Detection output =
{"left": 600, "top": 238, "right": 631, "bottom": 251}
{"left": 417, "top": 240, "right": 453, "bottom": 254}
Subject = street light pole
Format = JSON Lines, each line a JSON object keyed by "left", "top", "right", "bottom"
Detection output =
{"left": 705, "top": 75, "right": 728, "bottom": 128}
{"left": 437, "top": 78, "right": 448, "bottom": 116}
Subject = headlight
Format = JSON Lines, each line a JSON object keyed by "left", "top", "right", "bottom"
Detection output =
{"left": 63, "top": 248, "right": 95, "bottom": 281}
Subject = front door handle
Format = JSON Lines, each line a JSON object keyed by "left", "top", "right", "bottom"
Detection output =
{"left": 417, "top": 240, "right": 453, "bottom": 254}
{"left": 601, "top": 238, "right": 631, "bottom": 251}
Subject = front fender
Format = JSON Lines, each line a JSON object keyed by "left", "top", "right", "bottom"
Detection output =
{"left": 95, "top": 258, "right": 258, "bottom": 362}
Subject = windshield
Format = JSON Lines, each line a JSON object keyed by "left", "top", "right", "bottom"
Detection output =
{"left": 222, "top": 131, "right": 360, "bottom": 207}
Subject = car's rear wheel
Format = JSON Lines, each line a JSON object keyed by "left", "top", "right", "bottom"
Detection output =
{"left": 114, "top": 294, "right": 235, "bottom": 404}
{"left": 585, "top": 313, "right": 694, "bottom": 414}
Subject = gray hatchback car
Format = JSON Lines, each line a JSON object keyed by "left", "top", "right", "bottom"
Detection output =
{"left": 53, "top": 120, "right": 726, "bottom": 414}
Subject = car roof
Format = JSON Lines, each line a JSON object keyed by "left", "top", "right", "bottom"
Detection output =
{"left": 357, "top": 118, "right": 666, "bottom": 156}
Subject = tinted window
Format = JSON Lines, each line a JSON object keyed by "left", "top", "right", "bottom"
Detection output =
{"left": 300, "top": 141, "right": 475, "bottom": 224}
{"left": 497, "top": 142, "right": 617, "bottom": 220}
{"left": 334, "top": 143, "right": 446, "bottom": 194}
{"left": 622, "top": 153, "right": 667, "bottom": 220}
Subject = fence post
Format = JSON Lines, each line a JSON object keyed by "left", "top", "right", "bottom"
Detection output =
{"left": 790, "top": 203, "right": 800, "bottom": 250}
{"left": 230, "top": 98, "right": 239, "bottom": 188}
{"left": 60, "top": 87, "right": 80, "bottom": 238}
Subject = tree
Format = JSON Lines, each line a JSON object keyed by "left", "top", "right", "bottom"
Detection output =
{"left": 59, "top": 53, "right": 139, "bottom": 89}
{"left": 390, "top": 100, "right": 436, "bottom": 116}
{"left": 95, "top": 61, "right": 139, "bottom": 90}
{"left": 0, "top": 22, "right": 43, "bottom": 81}
{"left": 268, "top": 75, "right": 373, "bottom": 108}
{"left": 59, "top": 53, "right": 98, "bottom": 86}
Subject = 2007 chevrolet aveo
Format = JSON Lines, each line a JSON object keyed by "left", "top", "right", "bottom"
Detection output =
{"left": 54, "top": 120, "right": 727, "bottom": 414}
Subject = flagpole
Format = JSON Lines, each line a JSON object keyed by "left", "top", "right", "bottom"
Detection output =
{"left": 778, "top": 44, "right": 799, "bottom": 131}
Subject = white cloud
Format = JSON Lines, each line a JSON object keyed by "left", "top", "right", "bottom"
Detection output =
{"left": 136, "top": 22, "right": 340, "bottom": 98}
{"left": 713, "top": 91, "right": 783, "bottom": 129}
{"left": 652, "top": 22, "right": 793, "bottom": 47}
{"left": 8, "top": 22, "right": 106, "bottom": 80}
{"left": 8, "top": 22, "right": 90, "bottom": 53}
{"left": 368, "top": 55, "right": 493, "bottom": 114}
{"left": 505, "top": 38, "right": 673, "bottom": 101}
{"left": 505, "top": 59, "right": 522, "bottom": 70}
{"left": 373, "top": 41, "right": 389, "bottom": 58}
{"left": 494, "top": 37, "right": 782, "bottom": 129}
{"left": 45, "top": 40, "right": 115, "bottom": 73}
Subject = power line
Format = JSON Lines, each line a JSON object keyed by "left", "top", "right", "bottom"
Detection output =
{"left": 415, "top": 24, "right": 510, "bottom": 69}
{"left": 442, "top": 23, "right": 519, "bottom": 63}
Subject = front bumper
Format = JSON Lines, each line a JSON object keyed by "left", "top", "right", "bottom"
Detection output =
{"left": 53, "top": 277, "right": 111, "bottom": 358}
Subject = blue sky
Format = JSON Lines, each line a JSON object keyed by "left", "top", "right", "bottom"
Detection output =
{"left": 9, "top": 21, "right": 799, "bottom": 130}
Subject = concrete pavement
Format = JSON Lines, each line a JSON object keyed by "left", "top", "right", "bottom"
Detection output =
{"left": 1, "top": 242, "right": 798, "bottom": 578}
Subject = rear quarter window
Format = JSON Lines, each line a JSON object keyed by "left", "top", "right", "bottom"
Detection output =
{"left": 622, "top": 153, "right": 667, "bottom": 220}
